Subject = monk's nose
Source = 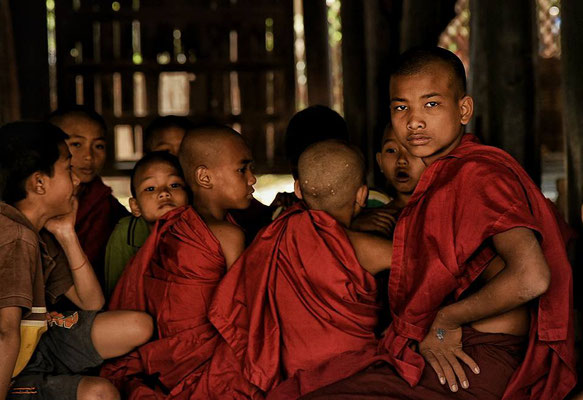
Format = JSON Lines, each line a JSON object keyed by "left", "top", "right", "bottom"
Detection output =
{"left": 406, "top": 114, "right": 426, "bottom": 131}
{"left": 397, "top": 153, "right": 408, "bottom": 165}
{"left": 158, "top": 190, "right": 170, "bottom": 198}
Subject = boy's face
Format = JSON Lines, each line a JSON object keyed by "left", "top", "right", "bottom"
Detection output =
{"left": 389, "top": 62, "right": 473, "bottom": 166}
{"left": 376, "top": 128, "right": 425, "bottom": 195}
{"left": 59, "top": 116, "right": 106, "bottom": 183}
{"left": 45, "top": 144, "right": 80, "bottom": 217}
{"left": 150, "top": 127, "right": 185, "bottom": 156}
{"left": 210, "top": 137, "right": 256, "bottom": 210}
{"left": 130, "top": 161, "right": 188, "bottom": 225}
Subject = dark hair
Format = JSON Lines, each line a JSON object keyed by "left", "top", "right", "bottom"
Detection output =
{"left": 285, "top": 105, "right": 349, "bottom": 179}
{"left": 47, "top": 105, "right": 107, "bottom": 134}
{"left": 390, "top": 46, "right": 467, "bottom": 95}
{"left": 0, "top": 121, "right": 68, "bottom": 204}
{"left": 130, "top": 151, "right": 184, "bottom": 197}
{"left": 144, "top": 116, "right": 195, "bottom": 153}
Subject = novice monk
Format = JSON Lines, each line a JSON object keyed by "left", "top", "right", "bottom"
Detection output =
{"left": 302, "top": 47, "right": 575, "bottom": 400}
{"left": 103, "top": 152, "right": 189, "bottom": 298}
{"left": 48, "top": 107, "right": 129, "bottom": 289}
{"left": 143, "top": 115, "right": 194, "bottom": 156}
{"left": 0, "top": 122, "right": 152, "bottom": 400}
{"left": 352, "top": 122, "right": 426, "bottom": 238}
{"left": 191, "top": 140, "right": 393, "bottom": 399}
{"left": 100, "top": 125, "right": 256, "bottom": 399}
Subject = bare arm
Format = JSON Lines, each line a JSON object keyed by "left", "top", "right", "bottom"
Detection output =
{"left": 210, "top": 222, "right": 246, "bottom": 270}
{"left": 45, "top": 198, "right": 104, "bottom": 310}
{"left": 345, "top": 229, "right": 393, "bottom": 275}
{"left": 0, "top": 307, "right": 21, "bottom": 400}
{"left": 419, "top": 227, "right": 551, "bottom": 392}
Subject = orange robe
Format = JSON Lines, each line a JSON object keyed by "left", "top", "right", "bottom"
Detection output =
{"left": 101, "top": 206, "right": 228, "bottom": 399}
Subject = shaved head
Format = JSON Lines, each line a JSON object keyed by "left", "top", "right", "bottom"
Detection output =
{"left": 178, "top": 125, "right": 245, "bottom": 184}
{"left": 298, "top": 140, "right": 365, "bottom": 211}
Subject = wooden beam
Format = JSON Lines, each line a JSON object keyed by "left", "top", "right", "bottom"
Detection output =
{"left": 561, "top": 0, "right": 583, "bottom": 230}
{"left": 302, "top": 0, "right": 330, "bottom": 106}
{"left": 469, "top": 0, "right": 538, "bottom": 182}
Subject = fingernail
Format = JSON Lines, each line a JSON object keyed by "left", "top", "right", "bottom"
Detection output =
{"left": 474, "top": 366, "right": 480, "bottom": 374}
{"left": 439, "top": 376, "right": 446, "bottom": 385}
{"left": 451, "top": 384, "right": 458, "bottom": 392}
{"left": 462, "top": 380, "right": 469, "bottom": 389}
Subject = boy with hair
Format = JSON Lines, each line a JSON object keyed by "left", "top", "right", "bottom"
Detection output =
{"left": 303, "top": 47, "right": 575, "bottom": 399}
{"left": 48, "top": 107, "right": 129, "bottom": 290}
{"left": 103, "top": 152, "right": 189, "bottom": 297}
{"left": 101, "top": 125, "right": 256, "bottom": 399}
{"left": 191, "top": 140, "right": 394, "bottom": 398}
{"left": 143, "top": 115, "right": 194, "bottom": 156}
{"left": 0, "top": 121, "right": 153, "bottom": 400}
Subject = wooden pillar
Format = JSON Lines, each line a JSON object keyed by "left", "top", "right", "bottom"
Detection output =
{"left": 9, "top": 0, "right": 50, "bottom": 119}
{"left": 302, "top": 0, "right": 330, "bottom": 106}
{"left": 400, "top": 0, "right": 456, "bottom": 49}
{"left": 469, "top": 0, "right": 539, "bottom": 183}
{"left": 561, "top": 0, "right": 583, "bottom": 230}
{"left": 0, "top": 0, "right": 19, "bottom": 124}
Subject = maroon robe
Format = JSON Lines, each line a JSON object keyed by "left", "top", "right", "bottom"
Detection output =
{"left": 101, "top": 206, "right": 229, "bottom": 399}
{"left": 76, "top": 177, "right": 128, "bottom": 287}
{"left": 197, "top": 203, "right": 380, "bottom": 398}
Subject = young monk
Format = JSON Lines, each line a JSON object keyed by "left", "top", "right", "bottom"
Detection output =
{"left": 352, "top": 122, "right": 426, "bottom": 238}
{"left": 103, "top": 152, "right": 189, "bottom": 298}
{"left": 0, "top": 121, "right": 152, "bottom": 400}
{"left": 301, "top": 47, "right": 575, "bottom": 400}
{"left": 189, "top": 140, "right": 393, "bottom": 399}
{"left": 48, "top": 107, "right": 129, "bottom": 290}
{"left": 143, "top": 115, "right": 194, "bottom": 156}
{"left": 100, "top": 125, "right": 256, "bottom": 399}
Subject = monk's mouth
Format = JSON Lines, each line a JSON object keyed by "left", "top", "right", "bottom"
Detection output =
{"left": 159, "top": 202, "right": 175, "bottom": 209}
{"left": 407, "top": 134, "right": 431, "bottom": 146}
{"left": 395, "top": 170, "right": 410, "bottom": 182}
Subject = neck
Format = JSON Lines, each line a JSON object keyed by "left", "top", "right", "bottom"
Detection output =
{"left": 325, "top": 206, "right": 353, "bottom": 228}
{"left": 192, "top": 196, "right": 227, "bottom": 224}
{"left": 393, "top": 193, "right": 411, "bottom": 208}
{"left": 13, "top": 199, "right": 49, "bottom": 231}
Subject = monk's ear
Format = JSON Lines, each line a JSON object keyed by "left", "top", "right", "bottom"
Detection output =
{"left": 194, "top": 165, "right": 212, "bottom": 189}
{"left": 129, "top": 197, "right": 142, "bottom": 218}
{"left": 355, "top": 185, "right": 368, "bottom": 208}
{"left": 293, "top": 180, "right": 303, "bottom": 200}
{"left": 27, "top": 172, "right": 47, "bottom": 196}
{"left": 459, "top": 95, "right": 474, "bottom": 125}
{"left": 375, "top": 152, "right": 382, "bottom": 171}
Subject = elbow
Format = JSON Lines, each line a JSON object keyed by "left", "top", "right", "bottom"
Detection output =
{"left": 525, "top": 264, "right": 551, "bottom": 299}
{"left": 85, "top": 295, "right": 106, "bottom": 311}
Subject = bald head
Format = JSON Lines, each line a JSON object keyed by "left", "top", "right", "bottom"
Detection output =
{"left": 298, "top": 140, "right": 365, "bottom": 212}
{"left": 178, "top": 125, "right": 246, "bottom": 184}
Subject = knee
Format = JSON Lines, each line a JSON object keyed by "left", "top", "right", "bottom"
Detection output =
{"left": 77, "top": 377, "right": 120, "bottom": 400}
{"left": 126, "top": 311, "right": 154, "bottom": 347}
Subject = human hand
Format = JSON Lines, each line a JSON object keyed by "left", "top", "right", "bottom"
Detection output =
{"left": 44, "top": 196, "right": 78, "bottom": 239}
{"left": 418, "top": 313, "right": 480, "bottom": 392}
{"left": 351, "top": 207, "right": 398, "bottom": 238}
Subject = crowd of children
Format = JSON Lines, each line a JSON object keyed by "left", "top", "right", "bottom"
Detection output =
{"left": 0, "top": 46, "right": 577, "bottom": 400}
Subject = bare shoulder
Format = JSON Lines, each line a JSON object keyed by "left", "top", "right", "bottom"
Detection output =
{"left": 208, "top": 220, "right": 246, "bottom": 269}
{"left": 345, "top": 229, "right": 392, "bottom": 275}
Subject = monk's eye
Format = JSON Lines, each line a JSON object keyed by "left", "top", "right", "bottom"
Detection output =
{"left": 69, "top": 142, "right": 82, "bottom": 148}
{"left": 426, "top": 101, "right": 438, "bottom": 108}
{"left": 394, "top": 105, "right": 407, "bottom": 112}
{"left": 237, "top": 167, "right": 247, "bottom": 174}
{"left": 385, "top": 148, "right": 397, "bottom": 154}
{"left": 144, "top": 187, "right": 155, "bottom": 192}
{"left": 94, "top": 143, "right": 106, "bottom": 151}
{"left": 170, "top": 183, "right": 183, "bottom": 189}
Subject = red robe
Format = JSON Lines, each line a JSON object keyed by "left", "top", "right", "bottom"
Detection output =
{"left": 301, "top": 134, "right": 576, "bottom": 400}
{"left": 76, "top": 177, "right": 129, "bottom": 287}
{"left": 202, "top": 203, "right": 380, "bottom": 398}
{"left": 101, "top": 206, "right": 228, "bottom": 399}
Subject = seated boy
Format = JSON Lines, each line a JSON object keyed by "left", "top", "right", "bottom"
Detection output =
{"left": 193, "top": 140, "right": 393, "bottom": 398}
{"left": 100, "top": 125, "right": 256, "bottom": 398}
{"left": 143, "top": 115, "right": 194, "bottom": 156}
{"left": 0, "top": 121, "right": 153, "bottom": 400}
{"left": 48, "top": 107, "right": 129, "bottom": 290}
{"left": 103, "top": 152, "right": 189, "bottom": 298}
{"left": 302, "top": 47, "right": 575, "bottom": 400}
{"left": 352, "top": 122, "right": 426, "bottom": 238}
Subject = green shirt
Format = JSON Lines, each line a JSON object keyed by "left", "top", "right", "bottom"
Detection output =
{"left": 104, "top": 216, "right": 150, "bottom": 298}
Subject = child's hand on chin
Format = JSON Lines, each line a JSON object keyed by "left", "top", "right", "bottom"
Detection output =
{"left": 45, "top": 197, "right": 78, "bottom": 238}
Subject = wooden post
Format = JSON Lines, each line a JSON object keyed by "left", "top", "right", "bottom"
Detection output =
{"left": 302, "top": 0, "right": 330, "bottom": 106}
{"left": 400, "top": 0, "right": 456, "bottom": 49}
{"left": 469, "top": 0, "right": 539, "bottom": 183}
{"left": 561, "top": 0, "right": 583, "bottom": 230}
{"left": 0, "top": 0, "right": 19, "bottom": 124}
